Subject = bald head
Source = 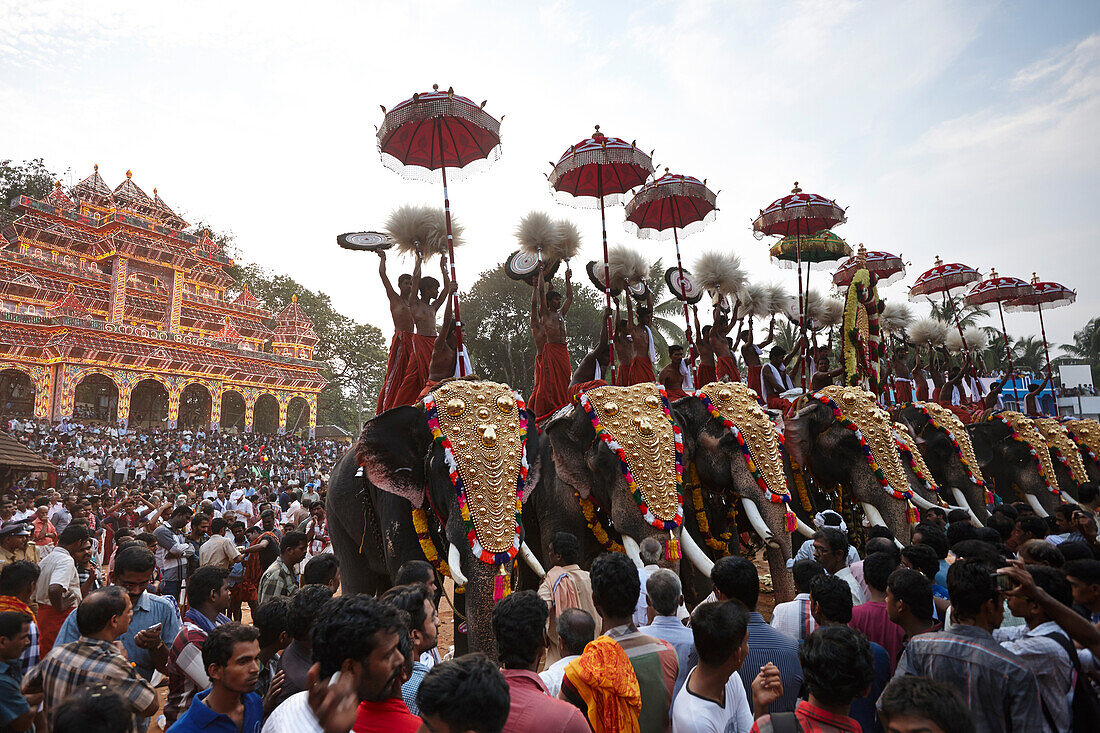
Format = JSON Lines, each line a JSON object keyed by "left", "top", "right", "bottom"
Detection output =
{"left": 557, "top": 608, "right": 595, "bottom": 657}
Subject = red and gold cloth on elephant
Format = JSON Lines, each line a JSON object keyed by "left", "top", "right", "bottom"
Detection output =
{"left": 377, "top": 332, "right": 436, "bottom": 412}
{"left": 1034, "top": 418, "right": 1090, "bottom": 486}
{"left": 530, "top": 342, "right": 573, "bottom": 420}
{"left": 717, "top": 355, "right": 741, "bottom": 383}
{"left": 563, "top": 635, "right": 642, "bottom": 733}
{"left": 623, "top": 355, "right": 656, "bottom": 386}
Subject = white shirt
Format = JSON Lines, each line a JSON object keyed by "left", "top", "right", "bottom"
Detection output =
{"left": 671, "top": 668, "right": 753, "bottom": 733}
{"left": 260, "top": 690, "right": 322, "bottom": 733}
{"left": 834, "top": 566, "right": 866, "bottom": 605}
{"left": 769, "top": 593, "right": 816, "bottom": 642}
{"left": 35, "top": 546, "right": 81, "bottom": 608}
{"left": 540, "top": 654, "right": 580, "bottom": 698}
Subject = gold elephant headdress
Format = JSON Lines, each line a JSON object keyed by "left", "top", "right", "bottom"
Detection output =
{"left": 1035, "top": 418, "right": 1088, "bottom": 486}
{"left": 893, "top": 422, "right": 940, "bottom": 499}
{"left": 424, "top": 380, "right": 527, "bottom": 565}
{"left": 576, "top": 383, "right": 684, "bottom": 531}
{"left": 810, "top": 387, "right": 917, "bottom": 516}
{"left": 1063, "top": 419, "right": 1100, "bottom": 464}
{"left": 910, "top": 401, "right": 985, "bottom": 489}
{"left": 986, "top": 411, "right": 1063, "bottom": 498}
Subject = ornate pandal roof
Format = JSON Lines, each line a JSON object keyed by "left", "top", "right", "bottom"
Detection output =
{"left": 1034, "top": 418, "right": 1089, "bottom": 485}
{"left": 698, "top": 381, "right": 789, "bottom": 500}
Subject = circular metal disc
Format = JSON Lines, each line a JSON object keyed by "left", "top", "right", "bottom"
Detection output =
{"left": 505, "top": 250, "right": 561, "bottom": 285}
{"left": 587, "top": 260, "right": 622, "bottom": 296}
{"left": 665, "top": 267, "right": 703, "bottom": 304}
{"left": 337, "top": 231, "right": 394, "bottom": 251}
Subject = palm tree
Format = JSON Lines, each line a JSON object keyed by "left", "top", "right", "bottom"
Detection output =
{"left": 1057, "top": 316, "right": 1100, "bottom": 384}
{"left": 1012, "top": 336, "right": 1046, "bottom": 375}
{"left": 925, "top": 293, "right": 988, "bottom": 329}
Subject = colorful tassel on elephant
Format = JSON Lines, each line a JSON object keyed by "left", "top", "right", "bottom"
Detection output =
{"left": 665, "top": 531, "right": 681, "bottom": 562}
{"left": 493, "top": 566, "right": 511, "bottom": 601}
{"left": 785, "top": 511, "right": 797, "bottom": 533}
{"left": 985, "top": 490, "right": 995, "bottom": 506}
{"left": 906, "top": 504, "right": 920, "bottom": 524}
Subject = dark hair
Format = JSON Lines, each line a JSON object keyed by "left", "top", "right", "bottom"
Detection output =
{"left": 1017, "top": 539, "right": 1064, "bottom": 568}
{"left": 187, "top": 566, "right": 229, "bottom": 606}
{"left": 877, "top": 676, "right": 975, "bottom": 733}
{"left": 59, "top": 524, "right": 89, "bottom": 547}
{"left": 114, "top": 546, "right": 156, "bottom": 576}
{"left": 986, "top": 512, "right": 1014, "bottom": 543}
{"left": 974, "top": 527, "right": 1002, "bottom": 546}
{"left": 887, "top": 569, "right": 933, "bottom": 621}
{"left": 950, "top": 539, "right": 1003, "bottom": 566}
{"left": 279, "top": 531, "right": 308, "bottom": 554}
{"left": 1026, "top": 564, "right": 1072, "bottom": 607}
{"left": 311, "top": 595, "right": 407, "bottom": 677}
{"left": 867, "top": 525, "right": 896, "bottom": 542}
{"left": 394, "top": 560, "right": 434, "bottom": 587}
{"left": 203, "top": 622, "right": 260, "bottom": 670}
{"left": 668, "top": 344, "right": 683, "bottom": 356}
{"left": 252, "top": 597, "right": 291, "bottom": 648}
{"left": 51, "top": 683, "right": 133, "bottom": 733}
{"left": 210, "top": 517, "right": 228, "bottom": 535}
{"left": 946, "top": 559, "right": 998, "bottom": 619}
{"left": 419, "top": 276, "right": 440, "bottom": 294}
{"left": 863, "top": 552, "right": 899, "bottom": 593}
{"left": 1078, "top": 482, "right": 1099, "bottom": 504}
{"left": 0, "top": 560, "right": 39, "bottom": 596}
{"left": 947, "top": 509, "right": 971, "bottom": 524}
{"left": 1058, "top": 540, "right": 1094, "bottom": 563}
{"left": 557, "top": 608, "right": 595, "bottom": 657}
{"left": 382, "top": 583, "right": 431, "bottom": 633}
{"left": 76, "top": 587, "right": 129, "bottom": 635}
{"left": 492, "top": 590, "right": 548, "bottom": 669}
{"left": 171, "top": 505, "right": 193, "bottom": 519}
{"left": 946, "top": 521, "right": 978, "bottom": 547}
{"left": 1065, "top": 558, "right": 1100, "bottom": 585}
{"left": 590, "top": 552, "right": 640, "bottom": 619}
{"left": 922, "top": 506, "right": 947, "bottom": 523}
{"left": 814, "top": 528, "right": 848, "bottom": 557}
{"left": 135, "top": 532, "right": 158, "bottom": 545}
{"left": 1015, "top": 515, "right": 1048, "bottom": 540}
{"left": 991, "top": 503, "right": 1019, "bottom": 521}
{"left": 711, "top": 555, "right": 759, "bottom": 610}
{"left": 303, "top": 553, "right": 340, "bottom": 586}
{"left": 287, "top": 584, "right": 335, "bottom": 641}
{"left": 549, "top": 532, "right": 580, "bottom": 565}
{"left": 810, "top": 574, "right": 853, "bottom": 624}
{"left": 416, "top": 654, "right": 510, "bottom": 733}
{"left": 791, "top": 559, "right": 826, "bottom": 594}
{"left": 800, "top": 625, "right": 874, "bottom": 706}
{"left": 0, "top": 611, "right": 30, "bottom": 639}
{"left": 865, "top": 537, "right": 901, "bottom": 562}
{"left": 900, "top": 544, "right": 940, "bottom": 580}
{"left": 911, "top": 528, "right": 948, "bottom": 566}
{"left": 692, "top": 600, "right": 749, "bottom": 667}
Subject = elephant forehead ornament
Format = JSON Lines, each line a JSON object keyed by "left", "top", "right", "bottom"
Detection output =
{"left": 987, "top": 411, "right": 1063, "bottom": 498}
{"left": 893, "top": 422, "right": 941, "bottom": 497}
{"left": 913, "top": 401, "right": 985, "bottom": 488}
{"left": 577, "top": 383, "right": 684, "bottom": 530}
{"left": 812, "top": 386, "right": 915, "bottom": 505}
{"left": 424, "top": 380, "right": 527, "bottom": 565}
{"left": 1035, "top": 418, "right": 1089, "bottom": 486}
{"left": 1064, "top": 419, "right": 1100, "bottom": 464}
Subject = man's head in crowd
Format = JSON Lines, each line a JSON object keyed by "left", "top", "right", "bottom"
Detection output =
{"left": 1007, "top": 515, "right": 1047, "bottom": 551}
{"left": 1065, "top": 558, "right": 1100, "bottom": 612}
{"left": 711, "top": 555, "right": 759, "bottom": 611}
{"left": 546, "top": 532, "right": 580, "bottom": 568}
{"left": 311, "top": 594, "right": 407, "bottom": 703}
{"left": 885, "top": 569, "right": 934, "bottom": 627}
{"left": 591, "top": 552, "right": 641, "bottom": 623}
{"left": 899, "top": 544, "right": 939, "bottom": 582}
{"left": 492, "top": 590, "right": 548, "bottom": 671}
{"left": 51, "top": 683, "right": 133, "bottom": 733}
{"left": 809, "top": 574, "right": 853, "bottom": 625}
{"left": 382, "top": 583, "right": 439, "bottom": 657}
{"left": 1016, "top": 539, "right": 1064, "bottom": 568}
{"left": 646, "top": 568, "right": 683, "bottom": 620}
{"left": 416, "top": 654, "right": 510, "bottom": 733}
{"left": 0, "top": 560, "right": 39, "bottom": 603}
{"left": 260, "top": 509, "right": 277, "bottom": 531}
{"left": 76, "top": 586, "right": 133, "bottom": 640}
{"left": 395, "top": 560, "right": 438, "bottom": 602}
{"left": 863, "top": 552, "right": 900, "bottom": 595}
{"left": 113, "top": 546, "right": 157, "bottom": 603}
{"left": 59, "top": 525, "right": 92, "bottom": 564}
{"left": 1005, "top": 564, "right": 1071, "bottom": 629}
{"left": 0, "top": 520, "right": 30, "bottom": 554}
{"left": 812, "top": 528, "right": 849, "bottom": 574}
{"left": 252, "top": 597, "right": 292, "bottom": 656}
{"left": 302, "top": 553, "right": 341, "bottom": 592}
{"left": 691, "top": 600, "right": 749, "bottom": 677}
{"left": 188, "top": 566, "right": 231, "bottom": 616}
{"left": 946, "top": 559, "right": 1003, "bottom": 630}
{"left": 921, "top": 507, "right": 947, "bottom": 528}
{"left": 203, "top": 622, "right": 261, "bottom": 696}
{"left": 0, "top": 611, "right": 31, "bottom": 662}
{"left": 557, "top": 608, "right": 595, "bottom": 658}
{"left": 279, "top": 531, "right": 309, "bottom": 566}
{"left": 800, "top": 625, "right": 874, "bottom": 712}
{"left": 791, "top": 559, "right": 826, "bottom": 595}
{"left": 1052, "top": 504, "right": 1076, "bottom": 535}
{"left": 288, "top": 584, "right": 335, "bottom": 644}
{"left": 911, "top": 524, "right": 948, "bottom": 561}
{"left": 877, "top": 675, "right": 975, "bottom": 733}
{"left": 864, "top": 536, "right": 901, "bottom": 563}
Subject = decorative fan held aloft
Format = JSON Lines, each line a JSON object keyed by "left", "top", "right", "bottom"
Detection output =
{"left": 385, "top": 205, "right": 465, "bottom": 258}
{"left": 377, "top": 84, "right": 502, "bottom": 376}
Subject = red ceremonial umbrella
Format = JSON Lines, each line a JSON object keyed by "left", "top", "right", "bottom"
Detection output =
{"left": 1005, "top": 275, "right": 1076, "bottom": 416}
{"left": 753, "top": 182, "right": 846, "bottom": 390}
{"left": 833, "top": 246, "right": 905, "bottom": 288}
{"left": 624, "top": 169, "right": 718, "bottom": 383}
{"left": 907, "top": 256, "right": 983, "bottom": 387}
{"left": 377, "top": 84, "right": 502, "bottom": 376}
{"left": 964, "top": 270, "right": 1036, "bottom": 405}
{"left": 550, "top": 126, "right": 654, "bottom": 382}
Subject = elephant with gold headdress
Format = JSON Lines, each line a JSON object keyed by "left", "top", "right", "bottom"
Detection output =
{"left": 1063, "top": 419, "right": 1100, "bottom": 484}
{"left": 327, "top": 379, "right": 545, "bottom": 658}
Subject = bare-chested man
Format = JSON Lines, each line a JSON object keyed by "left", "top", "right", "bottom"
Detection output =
{"left": 528, "top": 264, "right": 574, "bottom": 418}
{"left": 762, "top": 345, "right": 796, "bottom": 410}
{"left": 572, "top": 308, "right": 612, "bottom": 390}
{"left": 419, "top": 287, "right": 461, "bottom": 399}
{"left": 623, "top": 289, "right": 657, "bottom": 385}
{"left": 375, "top": 249, "right": 418, "bottom": 412}
{"left": 741, "top": 316, "right": 775, "bottom": 397}
{"left": 694, "top": 308, "right": 716, "bottom": 386}
{"left": 710, "top": 302, "right": 741, "bottom": 383}
{"left": 658, "top": 344, "right": 691, "bottom": 400}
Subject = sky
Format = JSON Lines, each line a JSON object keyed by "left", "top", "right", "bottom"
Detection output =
{"left": 2, "top": 0, "right": 1098, "bottom": 353}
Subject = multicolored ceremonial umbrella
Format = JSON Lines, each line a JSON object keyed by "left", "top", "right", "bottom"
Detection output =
{"left": 551, "top": 126, "right": 654, "bottom": 381}
{"left": 965, "top": 270, "right": 1035, "bottom": 404}
{"left": 769, "top": 231, "right": 851, "bottom": 268}
{"left": 625, "top": 169, "right": 718, "bottom": 382}
{"left": 833, "top": 245, "right": 905, "bottom": 288}
{"left": 377, "top": 84, "right": 502, "bottom": 376}
{"left": 753, "top": 183, "right": 847, "bottom": 390}
{"left": 1005, "top": 275, "right": 1076, "bottom": 416}
{"left": 908, "top": 257, "right": 982, "bottom": 300}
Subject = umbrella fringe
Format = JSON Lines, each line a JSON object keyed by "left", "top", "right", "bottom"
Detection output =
{"left": 379, "top": 147, "right": 502, "bottom": 184}
{"left": 623, "top": 208, "right": 717, "bottom": 241}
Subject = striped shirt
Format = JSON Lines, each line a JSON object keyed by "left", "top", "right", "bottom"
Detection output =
{"left": 260, "top": 689, "right": 323, "bottom": 733}
{"left": 401, "top": 660, "right": 429, "bottom": 715}
{"left": 740, "top": 613, "right": 803, "bottom": 714}
{"left": 165, "top": 610, "right": 232, "bottom": 723}
{"left": 22, "top": 636, "right": 157, "bottom": 733}
{"left": 769, "top": 593, "right": 816, "bottom": 641}
{"left": 606, "top": 625, "right": 678, "bottom": 733}
{"left": 257, "top": 558, "right": 299, "bottom": 606}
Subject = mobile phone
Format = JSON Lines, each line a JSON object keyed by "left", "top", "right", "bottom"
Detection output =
{"left": 991, "top": 573, "right": 1015, "bottom": 591}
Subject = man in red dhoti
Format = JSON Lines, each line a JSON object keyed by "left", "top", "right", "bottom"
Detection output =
{"left": 694, "top": 310, "right": 716, "bottom": 386}
{"left": 569, "top": 309, "right": 611, "bottom": 404}
{"left": 740, "top": 317, "right": 774, "bottom": 397}
{"left": 375, "top": 249, "right": 417, "bottom": 413}
{"left": 623, "top": 291, "right": 657, "bottom": 385}
{"left": 710, "top": 303, "right": 741, "bottom": 383}
{"left": 529, "top": 264, "right": 574, "bottom": 419}
{"left": 890, "top": 345, "right": 915, "bottom": 404}
{"left": 658, "top": 344, "right": 692, "bottom": 401}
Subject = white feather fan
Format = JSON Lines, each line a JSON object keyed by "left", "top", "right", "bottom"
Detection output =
{"left": 386, "top": 205, "right": 463, "bottom": 258}
{"left": 765, "top": 283, "right": 788, "bottom": 315}
{"left": 945, "top": 329, "right": 963, "bottom": 353}
{"left": 515, "top": 212, "right": 558, "bottom": 256}
{"left": 553, "top": 219, "right": 582, "bottom": 261}
{"left": 817, "top": 298, "right": 845, "bottom": 328}
{"left": 694, "top": 251, "right": 746, "bottom": 296}
{"left": 736, "top": 283, "right": 771, "bottom": 319}
{"left": 881, "top": 301, "right": 914, "bottom": 334}
{"left": 908, "top": 318, "right": 948, "bottom": 346}
{"left": 608, "top": 246, "right": 648, "bottom": 289}
{"left": 962, "top": 327, "right": 986, "bottom": 352}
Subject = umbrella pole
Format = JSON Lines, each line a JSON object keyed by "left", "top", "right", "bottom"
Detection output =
{"left": 1037, "top": 301, "right": 1058, "bottom": 417}
{"left": 795, "top": 234, "right": 806, "bottom": 392}
{"left": 996, "top": 300, "right": 1018, "bottom": 406}
{"left": 672, "top": 223, "right": 697, "bottom": 385}
{"left": 598, "top": 165, "right": 615, "bottom": 383}
{"left": 437, "top": 125, "right": 467, "bottom": 378}
{"left": 804, "top": 254, "right": 813, "bottom": 388}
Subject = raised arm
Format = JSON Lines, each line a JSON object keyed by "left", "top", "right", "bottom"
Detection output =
{"left": 530, "top": 276, "right": 540, "bottom": 331}
{"left": 430, "top": 255, "right": 453, "bottom": 311}
{"left": 536, "top": 265, "right": 548, "bottom": 317}
{"left": 760, "top": 317, "right": 776, "bottom": 348}
{"left": 561, "top": 264, "right": 573, "bottom": 316}
{"left": 409, "top": 249, "right": 423, "bottom": 299}
{"left": 625, "top": 293, "right": 637, "bottom": 327}
{"left": 376, "top": 251, "right": 397, "bottom": 299}
{"left": 692, "top": 307, "right": 702, "bottom": 342}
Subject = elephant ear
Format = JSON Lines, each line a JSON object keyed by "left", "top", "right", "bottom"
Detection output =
{"left": 545, "top": 404, "right": 596, "bottom": 499}
{"left": 355, "top": 405, "right": 433, "bottom": 508}
{"left": 783, "top": 401, "right": 833, "bottom": 468}
{"left": 966, "top": 422, "right": 998, "bottom": 470}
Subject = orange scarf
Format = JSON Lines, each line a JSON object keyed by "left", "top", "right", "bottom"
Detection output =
{"left": 0, "top": 596, "right": 34, "bottom": 621}
{"left": 564, "top": 635, "right": 641, "bottom": 733}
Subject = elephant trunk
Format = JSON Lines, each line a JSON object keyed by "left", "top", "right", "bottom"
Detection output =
{"left": 461, "top": 557, "right": 510, "bottom": 661}
{"left": 748, "top": 494, "right": 796, "bottom": 603}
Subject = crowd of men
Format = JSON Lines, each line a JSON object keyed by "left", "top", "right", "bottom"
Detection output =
{"left": 3, "top": 412, "right": 1100, "bottom": 732}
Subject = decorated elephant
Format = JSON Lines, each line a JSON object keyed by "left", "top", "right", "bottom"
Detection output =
{"left": 1034, "top": 418, "right": 1091, "bottom": 501}
{"left": 1063, "top": 419, "right": 1100, "bottom": 483}
{"left": 327, "top": 379, "right": 545, "bottom": 657}
{"left": 892, "top": 421, "right": 956, "bottom": 515}
{"left": 531, "top": 383, "right": 715, "bottom": 593}
{"left": 894, "top": 402, "right": 990, "bottom": 524}
{"left": 783, "top": 386, "right": 922, "bottom": 544}
{"left": 671, "top": 382, "right": 820, "bottom": 603}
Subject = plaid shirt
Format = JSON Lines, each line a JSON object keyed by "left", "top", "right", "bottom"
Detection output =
{"left": 164, "top": 611, "right": 231, "bottom": 724}
{"left": 257, "top": 559, "right": 298, "bottom": 606}
{"left": 22, "top": 637, "right": 157, "bottom": 733}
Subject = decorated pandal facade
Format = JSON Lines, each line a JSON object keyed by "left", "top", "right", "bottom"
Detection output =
{"left": 0, "top": 167, "right": 325, "bottom": 436}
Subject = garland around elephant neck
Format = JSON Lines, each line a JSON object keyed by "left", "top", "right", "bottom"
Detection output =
{"left": 987, "top": 411, "right": 1062, "bottom": 498}
{"left": 411, "top": 507, "right": 452, "bottom": 579}
{"left": 685, "top": 462, "right": 733, "bottom": 555}
{"left": 423, "top": 385, "right": 528, "bottom": 566}
{"left": 575, "top": 489, "right": 625, "bottom": 553}
{"left": 577, "top": 384, "right": 684, "bottom": 531}
{"left": 906, "top": 401, "right": 986, "bottom": 490}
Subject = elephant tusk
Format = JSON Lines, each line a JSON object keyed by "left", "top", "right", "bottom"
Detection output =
{"left": 621, "top": 536, "right": 644, "bottom": 569}
{"left": 448, "top": 543, "right": 469, "bottom": 587}
{"left": 951, "top": 488, "right": 983, "bottom": 527}
{"left": 860, "top": 502, "right": 889, "bottom": 529}
{"left": 794, "top": 516, "right": 816, "bottom": 539}
{"left": 679, "top": 527, "right": 714, "bottom": 578}
{"left": 908, "top": 492, "right": 939, "bottom": 512}
{"left": 519, "top": 541, "right": 546, "bottom": 578}
{"left": 1061, "top": 493, "right": 1079, "bottom": 506}
{"left": 741, "top": 498, "right": 779, "bottom": 549}
{"left": 1025, "top": 494, "right": 1049, "bottom": 517}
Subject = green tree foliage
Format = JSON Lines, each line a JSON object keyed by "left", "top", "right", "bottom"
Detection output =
{"left": 1, "top": 158, "right": 62, "bottom": 229}
{"left": 1058, "top": 316, "right": 1100, "bottom": 383}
